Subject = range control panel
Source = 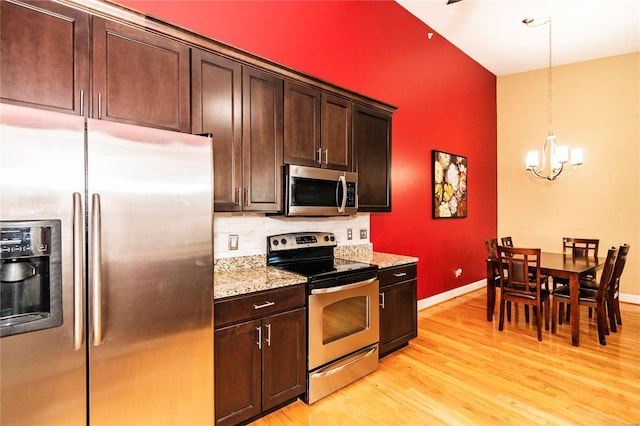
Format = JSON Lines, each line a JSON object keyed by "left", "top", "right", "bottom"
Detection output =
{"left": 267, "top": 232, "right": 336, "bottom": 252}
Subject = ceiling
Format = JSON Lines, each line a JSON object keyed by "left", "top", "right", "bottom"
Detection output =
{"left": 395, "top": 0, "right": 640, "bottom": 76}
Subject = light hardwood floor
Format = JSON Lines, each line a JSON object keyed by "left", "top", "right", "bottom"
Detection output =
{"left": 251, "top": 289, "right": 640, "bottom": 425}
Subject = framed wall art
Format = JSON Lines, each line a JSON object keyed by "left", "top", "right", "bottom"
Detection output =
{"left": 432, "top": 150, "right": 467, "bottom": 218}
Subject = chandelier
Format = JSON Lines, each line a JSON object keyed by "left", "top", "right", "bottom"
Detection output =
{"left": 524, "top": 17, "right": 583, "bottom": 180}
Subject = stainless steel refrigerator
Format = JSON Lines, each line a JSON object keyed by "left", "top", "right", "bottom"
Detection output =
{"left": 0, "top": 104, "right": 214, "bottom": 425}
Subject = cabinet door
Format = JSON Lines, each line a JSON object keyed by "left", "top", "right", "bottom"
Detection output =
{"left": 262, "top": 308, "right": 306, "bottom": 410}
{"left": 242, "top": 66, "right": 283, "bottom": 212}
{"left": 284, "top": 80, "right": 321, "bottom": 167}
{"left": 92, "top": 17, "right": 190, "bottom": 132}
{"left": 353, "top": 104, "right": 392, "bottom": 212}
{"left": 1, "top": 0, "right": 89, "bottom": 115}
{"left": 379, "top": 279, "right": 417, "bottom": 357}
{"left": 215, "top": 319, "right": 262, "bottom": 426}
{"left": 192, "top": 49, "right": 243, "bottom": 211}
{"left": 321, "top": 93, "right": 352, "bottom": 171}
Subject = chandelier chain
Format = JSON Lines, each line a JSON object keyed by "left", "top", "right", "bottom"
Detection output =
{"left": 548, "top": 18, "right": 553, "bottom": 135}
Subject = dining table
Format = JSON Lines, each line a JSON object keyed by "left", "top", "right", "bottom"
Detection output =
{"left": 486, "top": 251, "right": 605, "bottom": 347}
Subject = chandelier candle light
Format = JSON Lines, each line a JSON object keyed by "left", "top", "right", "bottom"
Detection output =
{"left": 524, "top": 17, "right": 583, "bottom": 180}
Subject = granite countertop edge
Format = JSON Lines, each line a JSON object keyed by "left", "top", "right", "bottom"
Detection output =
{"left": 214, "top": 247, "right": 418, "bottom": 300}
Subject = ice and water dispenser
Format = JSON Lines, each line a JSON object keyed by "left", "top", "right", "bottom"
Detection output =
{"left": 0, "top": 220, "right": 62, "bottom": 337}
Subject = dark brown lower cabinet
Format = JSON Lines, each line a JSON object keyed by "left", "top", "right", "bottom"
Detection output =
{"left": 214, "top": 286, "right": 306, "bottom": 426}
{"left": 378, "top": 263, "right": 418, "bottom": 357}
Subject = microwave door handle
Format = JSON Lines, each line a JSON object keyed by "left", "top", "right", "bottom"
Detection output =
{"left": 337, "top": 175, "right": 347, "bottom": 213}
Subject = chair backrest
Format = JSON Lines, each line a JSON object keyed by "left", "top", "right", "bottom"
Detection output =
{"left": 609, "top": 244, "right": 630, "bottom": 298}
{"left": 497, "top": 246, "right": 542, "bottom": 297}
{"left": 562, "top": 237, "right": 599, "bottom": 261}
{"left": 485, "top": 238, "right": 499, "bottom": 260}
{"left": 596, "top": 247, "right": 619, "bottom": 302}
{"left": 501, "top": 236, "right": 513, "bottom": 247}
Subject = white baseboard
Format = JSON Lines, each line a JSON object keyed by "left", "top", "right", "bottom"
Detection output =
{"left": 417, "top": 279, "right": 486, "bottom": 311}
{"left": 417, "top": 279, "right": 640, "bottom": 311}
{"left": 620, "top": 293, "right": 640, "bottom": 305}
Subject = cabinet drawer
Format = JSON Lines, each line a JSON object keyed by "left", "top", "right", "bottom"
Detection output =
{"left": 378, "top": 263, "right": 417, "bottom": 287}
{"left": 215, "top": 285, "right": 305, "bottom": 327}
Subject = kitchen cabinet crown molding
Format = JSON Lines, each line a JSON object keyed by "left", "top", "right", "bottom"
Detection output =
{"left": 56, "top": 0, "right": 397, "bottom": 114}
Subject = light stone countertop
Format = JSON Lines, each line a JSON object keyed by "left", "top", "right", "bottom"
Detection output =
{"left": 214, "top": 266, "right": 306, "bottom": 299}
{"left": 213, "top": 245, "right": 418, "bottom": 300}
{"left": 338, "top": 251, "right": 419, "bottom": 269}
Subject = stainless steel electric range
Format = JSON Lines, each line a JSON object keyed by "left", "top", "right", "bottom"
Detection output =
{"left": 267, "top": 232, "right": 379, "bottom": 404}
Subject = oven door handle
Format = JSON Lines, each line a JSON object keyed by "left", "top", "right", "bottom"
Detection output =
{"left": 336, "top": 175, "right": 347, "bottom": 213}
{"left": 310, "top": 277, "right": 377, "bottom": 295}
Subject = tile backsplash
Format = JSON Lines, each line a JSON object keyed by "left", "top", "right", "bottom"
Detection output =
{"left": 214, "top": 212, "right": 370, "bottom": 259}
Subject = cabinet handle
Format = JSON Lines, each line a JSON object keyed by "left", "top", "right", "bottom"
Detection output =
{"left": 254, "top": 301, "right": 275, "bottom": 310}
{"left": 379, "top": 292, "right": 385, "bottom": 309}
{"left": 255, "top": 326, "right": 262, "bottom": 350}
{"left": 244, "top": 188, "right": 249, "bottom": 207}
{"left": 317, "top": 148, "right": 322, "bottom": 165}
{"left": 393, "top": 272, "right": 407, "bottom": 278}
{"left": 265, "top": 323, "right": 272, "bottom": 347}
{"left": 98, "top": 93, "right": 102, "bottom": 119}
{"left": 79, "top": 90, "right": 84, "bottom": 117}
{"left": 324, "top": 149, "right": 328, "bottom": 164}
{"left": 235, "top": 188, "right": 241, "bottom": 207}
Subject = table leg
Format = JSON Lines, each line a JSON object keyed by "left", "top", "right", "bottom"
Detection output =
{"left": 486, "top": 261, "right": 495, "bottom": 322}
{"left": 570, "top": 272, "right": 580, "bottom": 346}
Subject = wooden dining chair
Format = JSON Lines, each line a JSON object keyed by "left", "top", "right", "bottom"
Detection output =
{"left": 607, "top": 244, "right": 630, "bottom": 332}
{"left": 551, "top": 246, "right": 618, "bottom": 345}
{"left": 496, "top": 246, "right": 550, "bottom": 341}
{"left": 485, "top": 238, "right": 512, "bottom": 321}
{"left": 580, "top": 244, "right": 630, "bottom": 333}
{"left": 555, "top": 237, "right": 599, "bottom": 321}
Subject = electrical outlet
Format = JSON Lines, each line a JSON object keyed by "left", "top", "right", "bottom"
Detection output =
{"left": 455, "top": 268, "right": 463, "bottom": 278}
{"left": 228, "top": 234, "right": 239, "bottom": 250}
{"left": 359, "top": 228, "right": 368, "bottom": 239}
{"left": 347, "top": 229, "right": 353, "bottom": 240}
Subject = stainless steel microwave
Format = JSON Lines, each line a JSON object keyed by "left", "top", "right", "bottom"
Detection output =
{"left": 284, "top": 165, "right": 358, "bottom": 216}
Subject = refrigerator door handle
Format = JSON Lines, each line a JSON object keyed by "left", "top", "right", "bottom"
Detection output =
{"left": 73, "top": 192, "right": 85, "bottom": 350}
{"left": 91, "top": 193, "right": 104, "bottom": 346}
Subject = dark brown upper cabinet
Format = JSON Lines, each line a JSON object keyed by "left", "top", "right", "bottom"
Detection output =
{"left": 242, "top": 66, "right": 284, "bottom": 212}
{"left": 283, "top": 81, "right": 321, "bottom": 167}
{"left": 193, "top": 48, "right": 283, "bottom": 212}
{"left": 353, "top": 103, "right": 392, "bottom": 212}
{"left": 321, "top": 93, "right": 353, "bottom": 171}
{"left": 192, "top": 49, "right": 243, "bottom": 212}
{"left": 0, "top": 0, "right": 89, "bottom": 115}
{"left": 284, "top": 82, "right": 353, "bottom": 172}
{"left": 92, "top": 17, "right": 191, "bottom": 132}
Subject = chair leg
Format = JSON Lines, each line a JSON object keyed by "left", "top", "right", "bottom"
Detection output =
{"left": 597, "top": 302, "right": 607, "bottom": 345}
{"left": 551, "top": 297, "right": 558, "bottom": 334}
{"left": 499, "top": 298, "right": 506, "bottom": 332}
{"left": 588, "top": 307, "right": 594, "bottom": 318}
{"left": 524, "top": 305, "right": 530, "bottom": 323}
{"left": 536, "top": 303, "right": 543, "bottom": 341}
{"left": 565, "top": 304, "right": 570, "bottom": 323}
{"left": 607, "top": 298, "right": 617, "bottom": 333}
{"left": 544, "top": 298, "right": 550, "bottom": 331}
{"left": 614, "top": 298, "right": 622, "bottom": 325}
{"left": 558, "top": 303, "right": 564, "bottom": 325}
{"left": 506, "top": 301, "right": 512, "bottom": 322}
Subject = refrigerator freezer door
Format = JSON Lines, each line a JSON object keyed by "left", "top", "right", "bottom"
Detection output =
{"left": 86, "top": 119, "right": 214, "bottom": 425}
{"left": 0, "top": 104, "right": 87, "bottom": 425}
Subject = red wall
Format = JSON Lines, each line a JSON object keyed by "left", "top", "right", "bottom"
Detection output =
{"left": 116, "top": 0, "right": 497, "bottom": 300}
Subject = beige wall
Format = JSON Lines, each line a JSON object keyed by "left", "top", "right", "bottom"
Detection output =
{"left": 497, "top": 52, "right": 640, "bottom": 299}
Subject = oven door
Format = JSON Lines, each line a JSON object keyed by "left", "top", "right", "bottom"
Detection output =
{"left": 308, "top": 276, "right": 379, "bottom": 370}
